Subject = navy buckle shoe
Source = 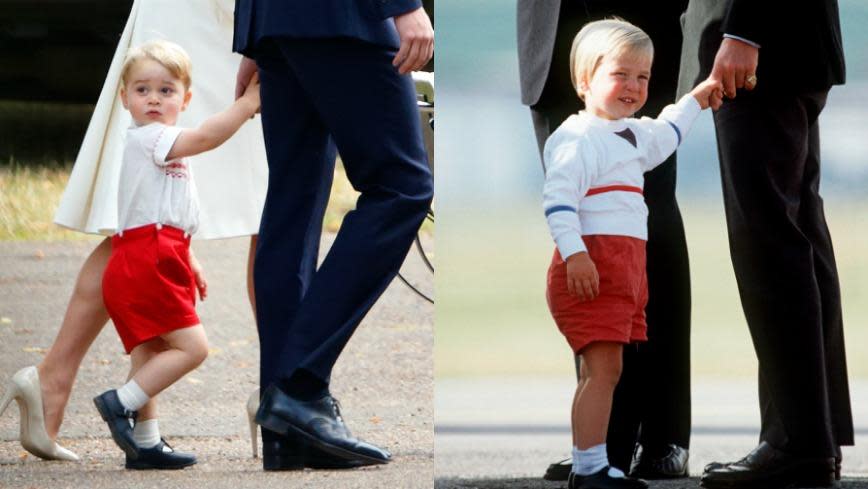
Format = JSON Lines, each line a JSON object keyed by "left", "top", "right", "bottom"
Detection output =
{"left": 573, "top": 466, "right": 648, "bottom": 489}
{"left": 256, "top": 384, "right": 391, "bottom": 465}
{"left": 125, "top": 439, "right": 197, "bottom": 470}
{"left": 93, "top": 389, "right": 138, "bottom": 459}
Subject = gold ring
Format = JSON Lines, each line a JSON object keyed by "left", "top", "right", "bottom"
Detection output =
{"left": 745, "top": 74, "right": 758, "bottom": 88}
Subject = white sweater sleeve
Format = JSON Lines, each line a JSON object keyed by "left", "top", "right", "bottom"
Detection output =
{"left": 636, "top": 94, "right": 702, "bottom": 171}
{"left": 542, "top": 136, "right": 599, "bottom": 258}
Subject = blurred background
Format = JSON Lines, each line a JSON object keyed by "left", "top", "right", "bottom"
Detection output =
{"left": 435, "top": 1, "right": 868, "bottom": 479}
{"left": 436, "top": 0, "right": 868, "bottom": 380}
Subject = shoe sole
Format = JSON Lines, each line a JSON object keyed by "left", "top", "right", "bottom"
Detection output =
{"left": 257, "top": 411, "right": 389, "bottom": 466}
{"left": 93, "top": 396, "right": 138, "bottom": 460}
{"left": 700, "top": 469, "right": 834, "bottom": 489}
{"left": 125, "top": 459, "right": 197, "bottom": 470}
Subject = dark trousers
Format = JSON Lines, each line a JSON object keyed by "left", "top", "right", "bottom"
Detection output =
{"left": 712, "top": 89, "right": 853, "bottom": 457}
{"left": 531, "top": 103, "right": 692, "bottom": 470}
{"left": 252, "top": 38, "right": 433, "bottom": 439}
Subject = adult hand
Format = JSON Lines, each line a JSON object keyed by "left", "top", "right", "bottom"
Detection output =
{"left": 710, "top": 38, "right": 759, "bottom": 98}
{"left": 393, "top": 7, "right": 434, "bottom": 75}
{"left": 565, "top": 252, "right": 599, "bottom": 302}
{"left": 235, "top": 56, "right": 258, "bottom": 101}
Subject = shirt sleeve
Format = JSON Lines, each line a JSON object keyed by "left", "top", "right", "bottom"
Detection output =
{"left": 635, "top": 94, "right": 701, "bottom": 171}
{"left": 151, "top": 125, "right": 184, "bottom": 167}
{"left": 542, "top": 136, "right": 599, "bottom": 258}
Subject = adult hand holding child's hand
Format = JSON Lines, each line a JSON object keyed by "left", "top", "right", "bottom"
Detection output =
{"left": 691, "top": 78, "right": 724, "bottom": 110}
{"left": 565, "top": 252, "right": 599, "bottom": 302}
{"left": 190, "top": 251, "right": 208, "bottom": 301}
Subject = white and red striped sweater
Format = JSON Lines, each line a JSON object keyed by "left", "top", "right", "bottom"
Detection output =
{"left": 543, "top": 95, "right": 701, "bottom": 259}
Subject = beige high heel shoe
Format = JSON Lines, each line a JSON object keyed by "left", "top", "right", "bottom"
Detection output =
{"left": 246, "top": 388, "right": 260, "bottom": 458}
{"left": 0, "top": 366, "right": 79, "bottom": 461}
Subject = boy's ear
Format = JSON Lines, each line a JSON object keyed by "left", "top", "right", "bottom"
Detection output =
{"left": 181, "top": 90, "right": 193, "bottom": 111}
{"left": 120, "top": 87, "right": 129, "bottom": 109}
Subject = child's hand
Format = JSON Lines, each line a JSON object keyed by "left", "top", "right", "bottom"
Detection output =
{"left": 241, "top": 72, "right": 261, "bottom": 116}
{"left": 691, "top": 78, "right": 724, "bottom": 110}
{"left": 565, "top": 252, "right": 599, "bottom": 302}
{"left": 189, "top": 251, "right": 208, "bottom": 301}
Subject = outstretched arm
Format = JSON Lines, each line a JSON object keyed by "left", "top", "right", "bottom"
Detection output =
{"left": 169, "top": 74, "right": 261, "bottom": 160}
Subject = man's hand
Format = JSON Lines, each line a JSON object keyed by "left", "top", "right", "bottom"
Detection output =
{"left": 189, "top": 250, "right": 208, "bottom": 301}
{"left": 691, "top": 78, "right": 724, "bottom": 110}
{"left": 393, "top": 7, "right": 433, "bottom": 74}
{"left": 710, "top": 38, "right": 759, "bottom": 98}
{"left": 565, "top": 252, "right": 599, "bottom": 302}
{"left": 235, "top": 56, "right": 258, "bottom": 101}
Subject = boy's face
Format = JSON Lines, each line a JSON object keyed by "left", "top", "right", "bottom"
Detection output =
{"left": 120, "top": 59, "right": 191, "bottom": 126}
{"left": 581, "top": 51, "right": 651, "bottom": 120}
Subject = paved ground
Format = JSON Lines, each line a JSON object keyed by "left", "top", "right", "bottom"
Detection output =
{"left": 435, "top": 377, "right": 868, "bottom": 488}
{"left": 0, "top": 235, "right": 433, "bottom": 488}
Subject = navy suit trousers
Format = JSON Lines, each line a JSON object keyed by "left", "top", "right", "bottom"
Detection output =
{"left": 252, "top": 38, "right": 433, "bottom": 395}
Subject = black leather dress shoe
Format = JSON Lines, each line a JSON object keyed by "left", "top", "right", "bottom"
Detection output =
{"left": 93, "top": 389, "right": 138, "bottom": 459}
{"left": 125, "top": 439, "right": 197, "bottom": 470}
{"left": 705, "top": 447, "right": 842, "bottom": 481}
{"left": 630, "top": 444, "right": 689, "bottom": 479}
{"left": 700, "top": 441, "right": 835, "bottom": 489}
{"left": 544, "top": 457, "right": 572, "bottom": 481}
{"left": 256, "top": 384, "right": 391, "bottom": 465}
{"left": 261, "top": 434, "right": 373, "bottom": 471}
{"left": 570, "top": 466, "right": 648, "bottom": 489}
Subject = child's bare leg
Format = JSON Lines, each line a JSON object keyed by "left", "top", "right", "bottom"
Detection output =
{"left": 569, "top": 342, "right": 629, "bottom": 480}
{"left": 37, "top": 237, "right": 112, "bottom": 440}
{"left": 129, "top": 326, "right": 208, "bottom": 398}
{"left": 128, "top": 339, "right": 168, "bottom": 421}
{"left": 571, "top": 356, "right": 589, "bottom": 447}
{"left": 127, "top": 340, "right": 169, "bottom": 449}
{"left": 574, "top": 342, "right": 623, "bottom": 449}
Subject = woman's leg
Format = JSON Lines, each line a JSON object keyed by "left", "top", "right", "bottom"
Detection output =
{"left": 574, "top": 342, "right": 623, "bottom": 450}
{"left": 37, "top": 237, "right": 112, "bottom": 440}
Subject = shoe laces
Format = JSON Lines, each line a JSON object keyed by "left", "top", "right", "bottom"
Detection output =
{"left": 330, "top": 397, "right": 344, "bottom": 424}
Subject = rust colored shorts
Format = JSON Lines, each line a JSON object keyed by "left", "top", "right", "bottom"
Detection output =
{"left": 546, "top": 235, "right": 648, "bottom": 354}
{"left": 102, "top": 224, "right": 200, "bottom": 353}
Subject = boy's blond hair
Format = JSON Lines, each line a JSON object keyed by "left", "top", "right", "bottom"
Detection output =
{"left": 569, "top": 19, "right": 653, "bottom": 100}
{"left": 121, "top": 39, "right": 192, "bottom": 90}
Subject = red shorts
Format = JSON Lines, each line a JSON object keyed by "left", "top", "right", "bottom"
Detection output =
{"left": 546, "top": 235, "right": 648, "bottom": 354}
{"left": 102, "top": 224, "right": 200, "bottom": 353}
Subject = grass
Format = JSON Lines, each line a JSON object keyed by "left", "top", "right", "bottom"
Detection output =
{"left": 435, "top": 200, "right": 868, "bottom": 379}
{"left": 0, "top": 162, "right": 432, "bottom": 241}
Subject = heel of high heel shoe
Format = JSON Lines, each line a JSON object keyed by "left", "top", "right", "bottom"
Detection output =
{"left": 246, "top": 388, "right": 260, "bottom": 458}
{"left": 0, "top": 384, "right": 18, "bottom": 417}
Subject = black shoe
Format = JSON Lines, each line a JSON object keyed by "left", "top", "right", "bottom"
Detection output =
{"left": 261, "top": 433, "right": 373, "bottom": 471}
{"left": 125, "top": 439, "right": 197, "bottom": 470}
{"left": 700, "top": 441, "right": 835, "bottom": 489}
{"left": 572, "top": 466, "right": 648, "bottom": 489}
{"left": 255, "top": 384, "right": 390, "bottom": 465}
{"left": 630, "top": 444, "right": 689, "bottom": 479}
{"left": 544, "top": 457, "right": 572, "bottom": 481}
{"left": 93, "top": 389, "right": 138, "bottom": 459}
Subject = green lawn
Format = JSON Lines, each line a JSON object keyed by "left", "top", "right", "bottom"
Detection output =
{"left": 435, "top": 200, "right": 868, "bottom": 379}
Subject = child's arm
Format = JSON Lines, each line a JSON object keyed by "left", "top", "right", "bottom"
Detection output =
{"left": 167, "top": 74, "right": 261, "bottom": 160}
{"left": 189, "top": 248, "right": 208, "bottom": 301}
{"left": 542, "top": 137, "right": 600, "bottom": 301}
{"left": 637, "top": 81, "right": 718, "bottom": 171}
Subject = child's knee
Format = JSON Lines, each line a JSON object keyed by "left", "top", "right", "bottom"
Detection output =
{"left": 186, "top": 337, "right": 209, "bottom": 367}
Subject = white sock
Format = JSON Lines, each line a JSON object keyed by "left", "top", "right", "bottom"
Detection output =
{"left": 116, "top": 380, "right": 150, "bottom": 412}
{"left": 573, "top": 443, "right": 625, "bottom": 478}
{"left": 133, "top": 418, "right": 161, "bottom": 448}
